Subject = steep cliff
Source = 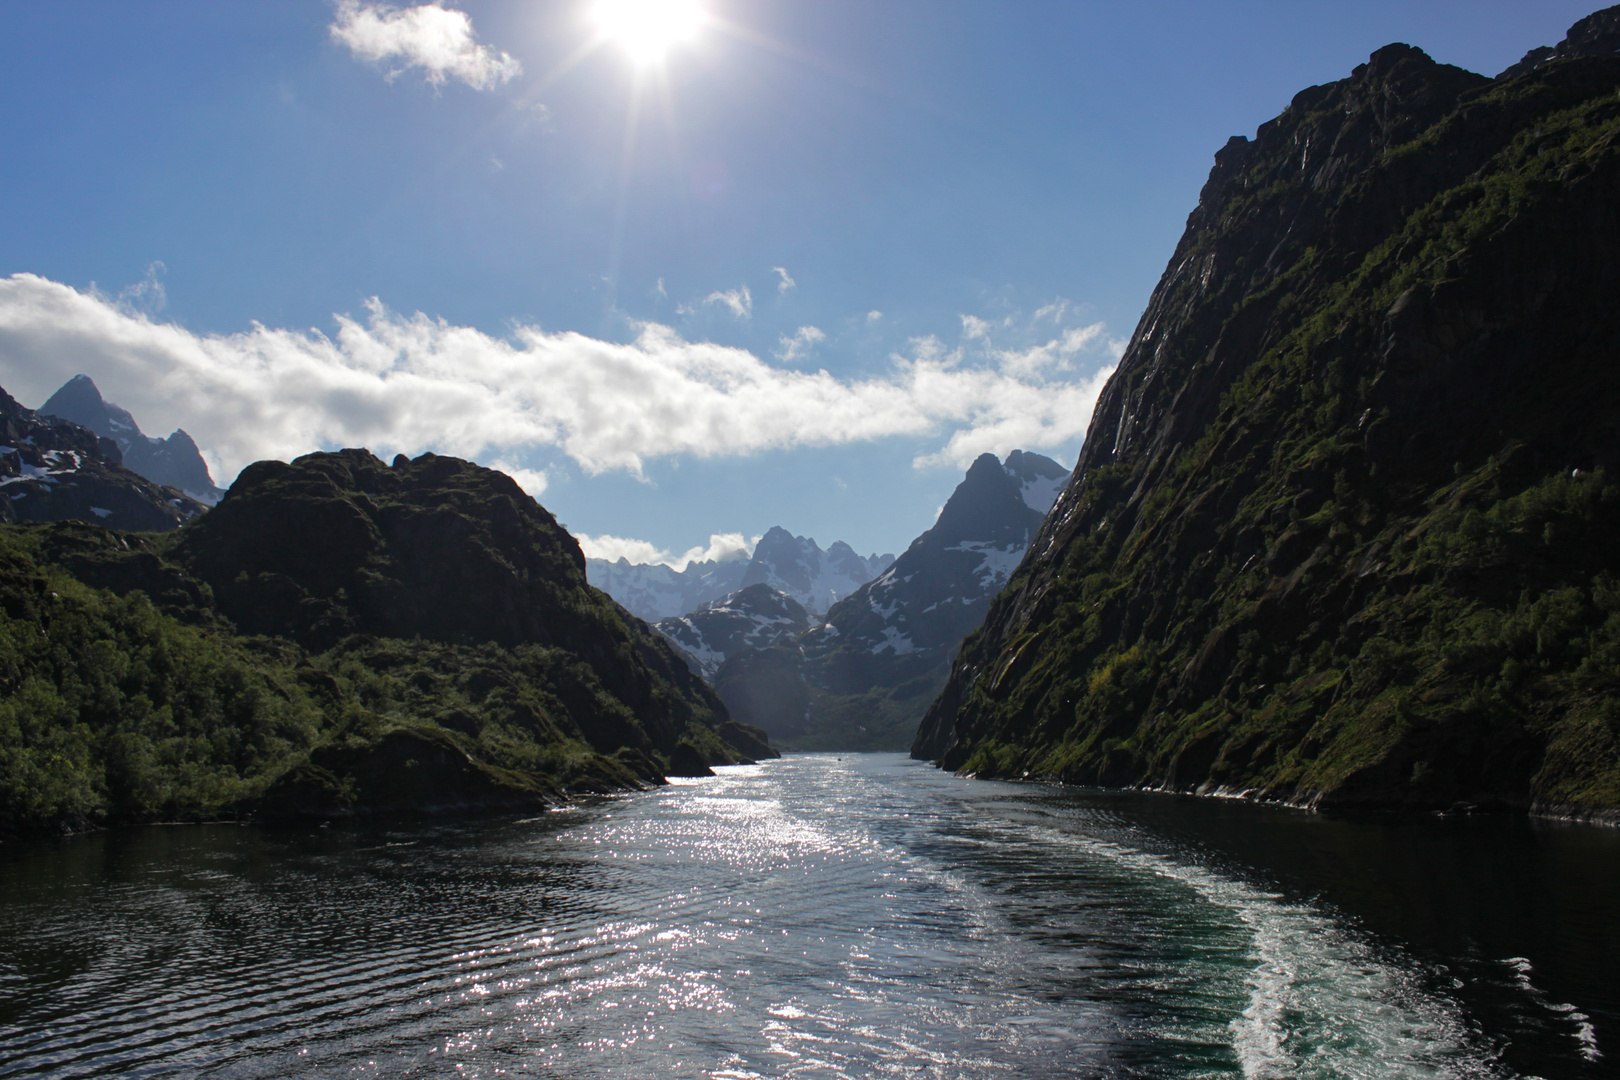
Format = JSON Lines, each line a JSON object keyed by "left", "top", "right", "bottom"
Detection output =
{"left": 916, "top": 14, "right": 1620, "bottom": 818}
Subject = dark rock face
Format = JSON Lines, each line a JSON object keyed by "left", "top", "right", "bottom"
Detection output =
{"left": 40, "top": 375, "right": 224, "bottom": 504}
{"left": 655, "top": 582, "right": 811, "bottom": 678}
{"left": 175, "top": 449, "right": 590, "bottom": 650}
{"left": 169, "top": 448, "right": 749, "bottom": 768}
{"left": 1501, "top": 6, "right": 1620, "bottom": 77}
{"left": 915, "top": 14, "right": 1620, "bottom": 818}
{"left": 717, "top": 451, "right": 1066, "bottom": 750}
{"left": 0, "top": 383, "right": 204, "bottom": 532}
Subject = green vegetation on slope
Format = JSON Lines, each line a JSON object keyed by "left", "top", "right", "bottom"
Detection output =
{"left": 919, "top": 43, "right": 1620, "bottom": 815}
{"left": 0, "top": 450, "right": 769, "bottom": 837}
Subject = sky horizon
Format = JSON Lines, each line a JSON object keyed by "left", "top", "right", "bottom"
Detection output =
{"left": 0, "top": 1, "right": 1599, "bottom": 565}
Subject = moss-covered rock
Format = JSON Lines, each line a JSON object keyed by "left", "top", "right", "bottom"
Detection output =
{"left": 916, "top": 19, "right": 1620, "bottom": 818}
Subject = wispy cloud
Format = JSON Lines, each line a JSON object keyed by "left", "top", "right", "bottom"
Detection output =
{"left": 994, "top": 321, "right": 1107, "bottom": 377}
{"left": 1034, "top": 299, "right": 1070, "bottom": 323}
{"left": 330, "top": 1, "right": 520, "bottom": 90}
{"left": 960, "top": 314, "right": 990, "bottom": 340}
{"left": 701, "top": 285, "right": 752, "bottom": 319}
{"left": 866, "top": 310, "right": 883, "bottom": 322}
{"left": 772, "top": 267, "right": 796, "bottom": 294}
{"left": 0, "top": 273, "right": 1117, "bottom": 484}
{"left": 775, "top": 325, "right": 824, "bottom": 363}
{"left": 113, "top": 261, "right": 167, "bottom": 316}
{"left": 577, "top": 531, "right": 756, "bottom": 570}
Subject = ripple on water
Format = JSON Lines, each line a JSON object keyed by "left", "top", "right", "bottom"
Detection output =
{"left": 0, "top": 754, "right": 1593, "bottom": 1079}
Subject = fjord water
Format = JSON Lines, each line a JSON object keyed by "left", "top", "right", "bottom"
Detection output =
{"left": 1, "top": 756, "right": 1615, "bottom": 1079}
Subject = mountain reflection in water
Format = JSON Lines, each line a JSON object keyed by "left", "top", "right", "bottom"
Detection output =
{"left": 1, "top": 754, "right": 1615, "bottom": 1078}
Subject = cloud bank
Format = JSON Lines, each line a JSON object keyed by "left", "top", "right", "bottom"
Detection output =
{"left": 577, "top": 531, "right": 756, "bottom": 570}
{"left": 330, "top": 1, "right": 520, "bottom": 90}
{"left": 0, "top": 273, "right": 1116, "bottom": 486}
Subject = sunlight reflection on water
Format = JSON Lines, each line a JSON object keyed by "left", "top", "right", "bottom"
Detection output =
{"left": 0, "top": 753, "right": 1604, "bottom": 1078}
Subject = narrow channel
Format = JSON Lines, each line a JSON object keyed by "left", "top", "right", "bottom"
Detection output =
{"left": 1, "top": 755, "right": 1614, "bottom": 1079}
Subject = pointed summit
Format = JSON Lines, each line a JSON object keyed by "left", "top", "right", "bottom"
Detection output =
{"left": 38, "top": 375, "right": 224, "bottom": 504}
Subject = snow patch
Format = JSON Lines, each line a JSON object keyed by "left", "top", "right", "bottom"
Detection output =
{"left": 870, "top": 625, "right": 917, "bottom": 656}
{"left": 946, "top": 540, "right": 1026, "bottom": 590}
{"left": 1018, "top": 471, "right": 1067, "bottom": 514}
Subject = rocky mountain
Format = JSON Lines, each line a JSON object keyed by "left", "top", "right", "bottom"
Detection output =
{"left": 587, "top": 553, "right": 752, "bottom": 623}
{"left": 0, "top": 383, "right": 204, "bottom": 532}
{"left": 656, "top": 582, "right": 811, "bottom": 678}
{"left": 716, "top": 451, "right": 1067, "bottom": 750}
{"left": 736, "top": 528, "right": 894, "bottom": 615}
{"left": 0, "top": 448, "right": 774, "bottom": 837}
{"left": 915, "top": 10, "right": 1620, "bottom": 820}
{"left": 588, "top": 530, "right": 893, "bottom": 623}
{"left": 40, "top": 374, "right": 225, "bottom": 505}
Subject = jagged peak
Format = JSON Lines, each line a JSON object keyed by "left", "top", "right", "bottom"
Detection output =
{"left": 1501, "top": 4, "right": 1620, "bottom": 78}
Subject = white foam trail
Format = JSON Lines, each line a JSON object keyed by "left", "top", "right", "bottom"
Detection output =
{"left": 1501, "top": 957, "right": 1602, "bottom": 1064}
{"left": 1030, "top": 828, "right": 1514, "bottom": 1079}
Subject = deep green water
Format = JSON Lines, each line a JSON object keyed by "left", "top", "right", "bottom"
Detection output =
{"left": 1, "top": 754, "right": 1615, "bottom": 1078}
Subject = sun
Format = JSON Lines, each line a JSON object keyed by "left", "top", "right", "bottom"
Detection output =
{"left": 591, "top": 0, "right": 707, "bottom": 66}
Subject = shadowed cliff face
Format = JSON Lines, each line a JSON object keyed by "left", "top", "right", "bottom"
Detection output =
{"left": 916, "top": 18, "right": 1620, "bottom": 816}
{"left": 170, "top": 449, "right": 738, "bottom": 762}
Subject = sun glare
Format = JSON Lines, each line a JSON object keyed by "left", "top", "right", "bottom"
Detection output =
{"left": 591, "top": 0, "right": 707, "bottom": 65}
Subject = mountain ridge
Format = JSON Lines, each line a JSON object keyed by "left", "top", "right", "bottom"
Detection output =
{"left": 40, "top": 375, "right": 224, "bottom": 505}
{"left": 716, "top": 450, "right": 1067, "bottom": 750}
{"left": 588, "top": 529, "right": 893, "bottom": 623}
{"left": 914, "top": 11, "right": 1620, "bottom": 819}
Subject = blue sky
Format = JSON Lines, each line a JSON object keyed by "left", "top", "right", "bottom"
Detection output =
{"left": 0, "top": 0, "right": 1597, "bottom": 564}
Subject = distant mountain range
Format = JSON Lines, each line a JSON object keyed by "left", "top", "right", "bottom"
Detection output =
{"left": 588, "top": 528, "right": 894, "bottom": 623}
{"left": 654, "top": 450, "right": 1069, "bottom": 750}
{"left": 40, "top": 375, "right": 224, "bottom": 505}
{"left": 0, "top": 382, "right": 205, "bottom": 532}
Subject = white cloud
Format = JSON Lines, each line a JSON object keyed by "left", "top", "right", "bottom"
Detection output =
{"left": 772, "top": 267, "right": 796, "bottom": 294}
{"left": 995, "top": 320, "right": 1107, "bottom": 377}
{"left": 330, "top": 1, "right": 521, "bottom": 91}
{"left": 913, "top": 361, "right": 1117, "bottom": 470}
{"left": 577, "top": 530, "right": 756, "bottom": 570}
{"left": 575, "top": 533, "right": 670, "bottom": 565}
{"left": 114, "top": 261, "right": 167, "bottom": 316}
{"left": 0, "top": 272, "right": 1118, "bottom": 485}
{"left": 775, "top": 325, "right": 824, "bottom": 363}
{"left": 654, "top": 277, "right": 667, "bottom": 300}
{"left": 866, "top": 310, "right": 883, "bottom": 322}
{"left": 489, "top": 460, "right": 547, "bottom": 497}
{"left": 1034, "top": 299, "right": 1071, "bottom": 323}
{"left": 702, "top": 286, "right": 752, "bottom": 319}
{"left": 960, "top": 314, "right": 990, "bottom": 340}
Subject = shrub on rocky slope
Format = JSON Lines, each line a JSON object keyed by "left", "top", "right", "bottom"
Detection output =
{"left": 916, "top": 15, "right": 1620, "bottom": 818}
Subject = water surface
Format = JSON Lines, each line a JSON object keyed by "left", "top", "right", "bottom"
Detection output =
{"left": 1, "top": 754, "right": 1615, "bottom": 1078}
